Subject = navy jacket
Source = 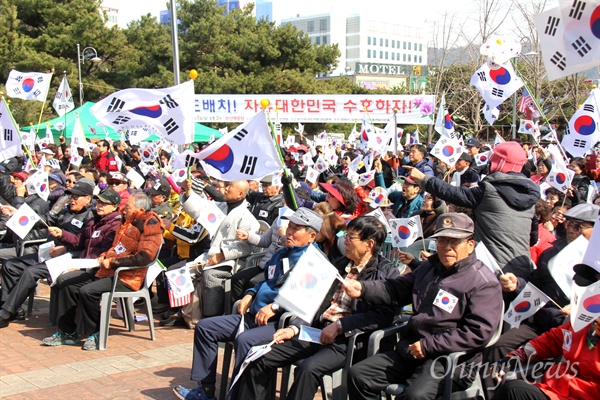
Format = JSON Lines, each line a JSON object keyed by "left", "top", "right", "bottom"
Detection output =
{"left": 361, "top": 252, "right": 502, "bottom": 360}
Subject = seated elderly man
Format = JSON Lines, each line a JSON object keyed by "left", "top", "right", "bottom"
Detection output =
{"left": 161, "top": 180, "right": 260, "bottom": 325}
{"left": 41, "top": 193, "right": 163, "bottom": 351}
{"left": 234, "top": 215, "right": 399, "bottom": 400}
{"left": 0, "top": 189, "right": 122, "bottom": 329}
{"left": 184, "top": 181, "right": 259, "bottom": 317}
{"left": 0, "top": 180, "right": 95, "bottom": 324}
{"left": 345, "top": 213, "right": 502, "bottom": 400}
{"left": 172, "top": 208, "right": 323, "bottom": 400}
{"left": 146, "top": 177, "right": 174, "bottom": 220}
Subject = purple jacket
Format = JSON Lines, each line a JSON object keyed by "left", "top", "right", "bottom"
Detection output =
{"left": 360, "top": 252, "right": 502, "bottom": 360}
{"left": 60, "top": 210, "right": 122, "bottom": 259}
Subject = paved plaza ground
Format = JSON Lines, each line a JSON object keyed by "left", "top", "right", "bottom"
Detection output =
{"left": 0, "top": 284, "right": 316, "bottom": 399}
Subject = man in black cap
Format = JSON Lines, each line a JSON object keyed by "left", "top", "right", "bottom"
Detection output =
{"left": 345, "top": 213, "right": 502, "bottom": 400}
{"left": 450, "top": 153, "right": 480, "bottom": 187}
{"left": 147, "top": 177, "right": 173, "bottom": 220}
{"left": 0, "top": 180, "right": 96, "bottom": 326}
{"left": 465, "top": 138, "right": 481, "bottom": 157}
{"left": 246, "top": 174, "right": 284, "bottom": 226}
{"left": 465, "top": 138, "right": 487, "bottom": 175}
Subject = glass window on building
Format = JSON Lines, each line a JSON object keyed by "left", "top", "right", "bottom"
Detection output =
{"left": 316, "top": 36, "right": 321, "bottom": 44}
{"left": 373, "top": 51, "right": 376, "bottom": 59}
{"left": 380, "top": 51, "right": 383, "bottom": 58}
{"left": 368, "top": 49, "right": 371, "bottom": 58}
{"left": 408, "top": 42, "right": 411, "bottom": 50}
{"left": 385, "top": 39, "right": 388, "bottom": 47}
{"left": 320, "top": 19, "right": 327, "bottom": 30}
{"left": 373, "top": 37, "right": 377, "bottom": 46}
{"left": 391, "top": 53, "right": 395, "bottom": 60}
{"left": 322, "top": 36, "right": 327, "bottom": 44}
{"left": 397, "top": 40, "right": 400, "bottom": 48}
{"left": 419, "top": 43, "right": 423, "bottom": 52}
{"left": 385, "top": 51, "right": 388, "bottom": 59}
{"left": 408, "top": 54, "right": 411, "bottom": 62}
{"left": 414, "top": 42, "right": 418, "bottom": 50}
{"left": 403, "top": 41, "right": 406, "bottom": 49}
{"left": 392, "top": 40, "right": 395, "bottom": 48}
{"left": 380, "top": 38, "right": 383, "bottom": 46}
{"left": 419, "top": 55, "right": 422, "bottom": 63}
{"left": 368, "top": 37, "right": 371, "bottom": 45}
{"left": 307, "top": 20, "right": 314, "bottom": 32}
{"left": 403, "top": 54, "right": 406, "bottom": 61}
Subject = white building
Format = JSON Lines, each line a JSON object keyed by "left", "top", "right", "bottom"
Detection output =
{"left": 281, "top": 11, "right": 428, "bottom": 90}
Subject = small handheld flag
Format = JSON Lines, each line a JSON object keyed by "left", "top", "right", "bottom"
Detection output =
{"left": 388, "top": 216, "right": 422, "bottom": 248}
{"left": 504, "top": 282, "right": 551, "bottom": 328}
{"left": 6, "top": 203, "right": 41, "bottom": 239}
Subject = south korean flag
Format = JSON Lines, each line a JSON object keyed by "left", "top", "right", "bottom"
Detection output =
{"left": 562, "top": 88, "right": 600, "bottom": 157}
{"left": 90, "top": 80, "right": 195, "bottom": 145}
{"left": 388, "top": 216, "right": 422, "bottom": 248}
{"left": 193, "top": 110, "right": 284, "bottom": 181}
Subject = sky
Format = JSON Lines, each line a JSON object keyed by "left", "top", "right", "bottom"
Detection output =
{"left": 105, "top": 0, "right": 561, "bottom": 46}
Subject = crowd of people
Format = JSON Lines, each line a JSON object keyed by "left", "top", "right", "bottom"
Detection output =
{"left": 0, "top": 133, "right": 599, "bottom": 400}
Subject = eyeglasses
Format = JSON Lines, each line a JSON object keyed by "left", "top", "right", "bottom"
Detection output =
{"left": 566, "top": 220, "right": 592, "bottom": 233}
{"left": 344, "top": 233, "right": 362, "bottom": 242}
{"left": 436, "top": 237, "right": 470, "bottom": 248}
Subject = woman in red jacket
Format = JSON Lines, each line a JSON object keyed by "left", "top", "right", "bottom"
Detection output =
{"left": 492, "top": 263, "right": 600, "bottom": 400}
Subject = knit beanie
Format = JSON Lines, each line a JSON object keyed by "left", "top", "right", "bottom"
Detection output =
{"left": 489, "top": 142, "right": 527, "bottom": 173}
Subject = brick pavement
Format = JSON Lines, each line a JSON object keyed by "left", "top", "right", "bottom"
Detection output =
{"left": 0, "top": 284, "right": 325, "bottom": 399}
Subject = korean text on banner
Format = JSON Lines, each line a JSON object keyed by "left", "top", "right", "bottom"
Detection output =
{"left": 193, "top": 94, "right": 436, "bottom": 124}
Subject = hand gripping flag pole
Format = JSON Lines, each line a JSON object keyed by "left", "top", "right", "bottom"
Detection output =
{"left": 34, "top": 70, "right": 54, "bottom": 135}
{"left": 262, "top": 99, "right": 299, "bottom": 210}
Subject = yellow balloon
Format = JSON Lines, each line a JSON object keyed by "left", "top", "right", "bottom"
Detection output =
{"left": 189, "top": 69, "right": 198, "bottom": 80}
{"left": 260, "top": 98, "right": 270, "bottom": 109}
{"left": 496, "top": 38, "right": 503, "bottom": 45}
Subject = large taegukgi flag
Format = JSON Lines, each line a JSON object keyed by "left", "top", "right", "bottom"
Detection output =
{"left": 562, "top": 88, "right": 600, "bottom": 158}
{"left": 190, "top": 110, "right": 284, "bottom": 181}
{"left": 470, "top": 61, "right": 524, "bottom": 109}
{"left": 5, "top": 70, "right": 52, "bottom": 102}
{"left": 534, "top": 0, "right": 600, "bottom": 81}
{"left": 90, "top": 80, "right": 195, "bottom": 145}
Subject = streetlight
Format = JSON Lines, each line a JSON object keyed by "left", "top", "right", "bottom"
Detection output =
{"left": 77, "top": 43, "right": 101, "bottom": 106}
